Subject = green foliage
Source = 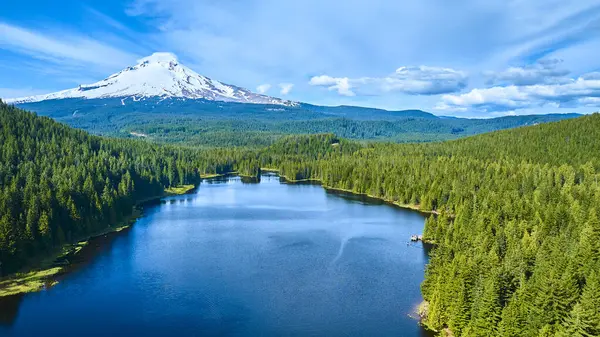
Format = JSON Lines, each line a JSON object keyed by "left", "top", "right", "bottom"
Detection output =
{"left": 0, "top": 102, "right": 248, "bottom": 273}
{"left": 164, "top": 185, "right": 195, "bottom": 195}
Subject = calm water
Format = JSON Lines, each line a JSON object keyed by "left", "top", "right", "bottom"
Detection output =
{"left": 0, "top": 175, "right": 433, "bottom": 337}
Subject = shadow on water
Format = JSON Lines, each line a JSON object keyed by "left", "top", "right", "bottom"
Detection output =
{"left": 61, "top": 226, "right": 135, "bottom": 275}
{"left": 202, "top": 174, "right": 236, "bottom": 184}
{"left": 325, "top": 188, "right": 388, "bottom": 206}
{"left": 0, "top": 224, "right": 136, "bottom": 327}
{"left": 240, "top": 176, "right": 261, "bottom": 184}
{"left": 422, "top": 242, "right": 435, "bottom": 257}
{"left": 325, "top": 188, "right": 435, "bottom": 219}
{"left": 420, "top": 326, "right": 437, "bottom": 337}
{"left": 0, "top": 294, "right": 24, "bottom": 326}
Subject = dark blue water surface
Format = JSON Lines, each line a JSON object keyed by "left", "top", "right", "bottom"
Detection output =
{"left": 0, "top": 175, "right": 433, "bottom": 337}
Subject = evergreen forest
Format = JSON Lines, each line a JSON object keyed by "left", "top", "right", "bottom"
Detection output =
{"left": 1, "top": 100, "right": 600, "bottom": 336}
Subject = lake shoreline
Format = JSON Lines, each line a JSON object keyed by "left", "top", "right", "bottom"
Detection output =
{"left": 0, "top": 184, "right": 197, "bottom": 297}
{"left": 262, "top": 168, "right": 441, "bottom": 217}
{"left": 0, "top": 173, "right": 434, "bottom": 298}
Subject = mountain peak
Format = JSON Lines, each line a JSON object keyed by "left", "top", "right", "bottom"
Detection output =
{"left": 137, "top": 52, "right": 179, "bottom": 64}
{"left": 4, "top": 52, "right": 295, "bottom": 106}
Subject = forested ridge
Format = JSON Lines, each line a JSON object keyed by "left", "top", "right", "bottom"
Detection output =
{"left": 2, "top": 100, "right": 600, "bottom": 336}
{"left": 258, "top": 115, "right": 600, "bottom": 337}
{"left": 18, "top": 97, "right": 579, "bottom": 147}
{"left": 0, "top": 102, "right": 258, "bottom": 274}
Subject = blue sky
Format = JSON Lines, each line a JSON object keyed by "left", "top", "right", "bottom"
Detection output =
{"left": 1, "top": 0, "right": 600, "bottom": 117}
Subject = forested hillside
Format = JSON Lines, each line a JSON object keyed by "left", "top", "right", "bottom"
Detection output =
{"left": 2, "top": 100, "right": 599, "bottom": 336}
{"left": 259, "top": 114, "right": 600, "bottom": 337}
{"left": 0, "top": 102, "right": 257, "bottom": 274}
{"left": 17, "top": 97, "right": 579, "bottom": 146}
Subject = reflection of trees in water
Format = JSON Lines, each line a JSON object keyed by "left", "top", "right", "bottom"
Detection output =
{"left": 240, "top": 176, "right": 261, "bottom": 184}
{"left": 419, "top": 324, "right": 437, "bottom": 337}
{"left": 0, "top": 225, "right": 137, "bottom": 328}
{"left": 0, "top": 293, "right": 24, "bottom": 326}
{"left": 325, "top": 188, "right": 386, "bottom": 206}
{"left": 203, "top": 175, "right": 234, "bottom": 184}
{"left": 422, "top": 242, "right": 434, "bottom": 261}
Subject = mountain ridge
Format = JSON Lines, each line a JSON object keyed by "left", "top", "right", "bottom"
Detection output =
{"left": 4, "top": 52, "right": 296, "bottom": 106}
{"left": 6, "top": 96, "right": 582, "bottom": 147}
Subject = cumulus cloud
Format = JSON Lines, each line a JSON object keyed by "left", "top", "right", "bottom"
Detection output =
{"left": 485, "top": 59, "right": 570, "bottom": 86}
{"left": 579, "top": 97, "right": 600, "bottom": 107}
{"left": 119, "top": 0, "right": 600, "bottom": 115}
{"left": 279, "top": 83, "right": 294, "bottom": 95}
{"left": 309, "top": 75, "right": 355, "bottom": 96}
{"left": 438, "top": 73, "right": 600, "bottom": 112}
{"left": 309, "top": 66, "right": 467, "bottom": 97}
{"left": 256, "top": 83, "right": 271, "bottom": 94}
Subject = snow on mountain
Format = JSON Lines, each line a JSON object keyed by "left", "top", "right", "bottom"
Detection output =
{"left": 4, "top": 52, "right": 296, "bottom": 106}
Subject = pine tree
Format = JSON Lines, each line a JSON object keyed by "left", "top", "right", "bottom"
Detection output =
{"left": 557, "top": 303, "right": 594, "bottom": 337}
{"left": 576, "top": 271, "right": 600, "bottom": 336}
{"left": 576, "top": 210, "right": 600, "bottom": 276}
{"left": 468, "top": 276, "right": 502, "bottom": 336}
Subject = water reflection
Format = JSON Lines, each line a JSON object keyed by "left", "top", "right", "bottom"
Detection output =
{"left": 240, "top": 176, "right": 260, "bottom": 184}
{"left": 0, "top": 294, "right": 22, "bottom": 326}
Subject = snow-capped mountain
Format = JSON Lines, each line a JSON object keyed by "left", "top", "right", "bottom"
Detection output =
{"left": 5, "top": 52, "right": 295, "bottom": 106}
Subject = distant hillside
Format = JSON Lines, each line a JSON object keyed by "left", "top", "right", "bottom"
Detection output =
{"left": 437, "top": 113, "right": 600, "bottom": 167}
{"left": 302, "top": 104, "right": 438, "bottom": 120}
{"left": 12, "top": 97, "right": 581, "bottom": 147}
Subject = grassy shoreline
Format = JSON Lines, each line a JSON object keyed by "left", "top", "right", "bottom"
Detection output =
{"left": 199, "top": 173, "right": 227, "bottom": 179}
{"left": 0, "top": 209, "right": 142, "bottom": 297}
{"left": 165, "top": 184, "right": 196, "bottom": 195}
{"left": 0, "top": 184, "right": 196, "bottom": 298}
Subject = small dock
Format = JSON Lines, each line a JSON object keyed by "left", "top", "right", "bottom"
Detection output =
{"left": 410, "top": 235, "right": 424, "bottom": 242}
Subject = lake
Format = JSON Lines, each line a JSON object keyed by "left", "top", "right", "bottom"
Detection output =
{"left": 0, "top": 174, "right": 433, "bottom": 336}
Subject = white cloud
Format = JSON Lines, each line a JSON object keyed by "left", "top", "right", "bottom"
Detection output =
{"left": 0, "top": 22, "right": 139, "bottom": 70}
{"left": 309, "top": 75, "right": 355, "bottom": 96}
{"left": 309, "top": 66, "right": 467, "bottom": 97}
{"left": 579, "top": 97, "right": 600, "bottom": 107}
{"left": 438, "top": 72, "right": 600, "bottom": 112}
{"left": 279, "top": 83, "right": 294, "bottom": 95}
{"left": 383, "top": 66, "right": 467, "bottom": 95}
{"left": 118, "top": 0, "right": 600, "bottom": 115}
{"left": 256, "top": 83, "right": 271, "bottom": 94}
{"left": 484, "top": 59, "right": 570, "bottom": 86}
{"left": 308, "top": 75, "right": 338, "bottom": 86}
